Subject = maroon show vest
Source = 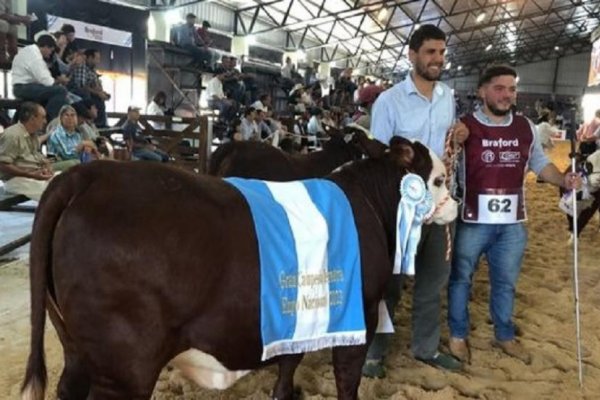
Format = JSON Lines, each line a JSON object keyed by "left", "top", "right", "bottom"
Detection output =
{"left": 461, "top": 114, "right": 535, "bottom": 224}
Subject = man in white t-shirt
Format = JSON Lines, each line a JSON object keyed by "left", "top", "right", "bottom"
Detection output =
{"left": 206, "top": 73, "right": 235, "bottom": 120}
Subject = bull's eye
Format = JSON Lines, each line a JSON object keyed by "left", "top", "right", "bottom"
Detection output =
{"left": 433, "top": 176, "right": 445, "bottom": 187}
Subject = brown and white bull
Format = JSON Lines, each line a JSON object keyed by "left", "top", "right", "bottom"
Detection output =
{"left": 22, "top": 137, "right": 457, "bottom": 400}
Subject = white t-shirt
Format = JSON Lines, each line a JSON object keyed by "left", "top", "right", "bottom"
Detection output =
{"left": 206, "top": 77, "right": 225, "bottom": 100}
{"left": 12, "top": 44, "right": 54, "bottom": 86}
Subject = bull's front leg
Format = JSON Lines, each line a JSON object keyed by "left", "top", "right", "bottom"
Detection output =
{"left": 332, "top": 345, "right": 369, "bottom": 400}
{"left": 272, "top": 354, "right": 304, "bottom": 400}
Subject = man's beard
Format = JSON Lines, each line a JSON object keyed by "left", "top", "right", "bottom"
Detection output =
{"left": 415, "top": 60, "right": 442, "bottom": 81}
{"left": 487, "top": 102, "right": 512, "bottom": 116}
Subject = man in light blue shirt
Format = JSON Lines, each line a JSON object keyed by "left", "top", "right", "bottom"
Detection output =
{"left": 363, "top": 24, "right": 469, "bottom": 377}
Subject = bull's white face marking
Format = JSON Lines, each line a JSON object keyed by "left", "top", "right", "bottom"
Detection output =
{"left": 169, "top": 349, "right": 250, "bottom": 390}
{"left": 587, "top": 151, "right": 600, "bottom": 190}
{"left": 426, "top": 148, "right": 458, "bottom": 224}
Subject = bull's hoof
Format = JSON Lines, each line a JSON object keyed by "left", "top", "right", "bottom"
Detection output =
{"left": 362, "top": 359, "right": 385, "bottom": 378}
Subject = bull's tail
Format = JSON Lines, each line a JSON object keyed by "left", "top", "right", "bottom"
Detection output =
{"left": 21, "top": 172, "right": 78, "bottom": 400}
{"left": 208, "top": 142, "right": 236, "bottom": 176}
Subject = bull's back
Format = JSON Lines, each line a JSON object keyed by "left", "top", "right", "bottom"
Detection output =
{"left": 43, "top": 162, "right": 262, "bottom": 362}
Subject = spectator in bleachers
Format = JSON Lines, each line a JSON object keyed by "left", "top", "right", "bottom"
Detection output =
{"left": 47, "top": 104, "right": 97, "bottom": 163}
{"left": 0, "top": 102, "right": 73, "bottom": 201}
{"left": 12, "top": 34, "right": 69, "bottom": 120}
{"left": 0, "top": 0, "right": 31, "bottom": 63}
{"left": 72, "top": 99, "right": 113, "bottom": 159}
{"left": 122, "top": 106, "right": 169, "bottom": 162}
{"left": 68, "top": 48, "right": 110, "bottom": 127}
{"left": 353, "top": 84, "right": 384, "bottom": 130}
{"left": 49, "top": 31, "right": 70, "bottom": 76}
{"left": 171, "top": 13, "right": 214, "bottom": 70}
{"left": 251, "top": 94, "right": 271, "bottom": 113}
{"left": 146, "top": 91, "right": 167, "bottom": 130}
{"left": 196, "top": 20, "right": 220, "bottom": 68}
{"left": 206, "top": 72, "right": 236, "bottom": 120}
{"left": 240, "top": 107, "right": 259, "bottom": 141}
{"left": 60, "top": 24, "right": 78, "bottom": 63}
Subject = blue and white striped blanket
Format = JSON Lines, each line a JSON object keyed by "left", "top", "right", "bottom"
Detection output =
{"left": 226, "top": 178, "right": 366, "bottom": 361}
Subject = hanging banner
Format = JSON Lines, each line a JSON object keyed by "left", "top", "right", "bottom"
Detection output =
{"left": 46, "top": 14, "right": 132, "bottom": 48}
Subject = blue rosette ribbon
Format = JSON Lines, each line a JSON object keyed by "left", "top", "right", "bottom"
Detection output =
{"left": 393, "top": 173, "right": 435, "bottom": 275}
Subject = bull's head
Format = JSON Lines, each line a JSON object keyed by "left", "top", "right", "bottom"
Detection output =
{"left": 388, "top": 136, "right": 458, "bottom": 225}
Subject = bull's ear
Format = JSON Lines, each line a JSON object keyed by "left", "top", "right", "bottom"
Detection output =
{"left": 389, "top": 136, "right": 414, "bottom": 166}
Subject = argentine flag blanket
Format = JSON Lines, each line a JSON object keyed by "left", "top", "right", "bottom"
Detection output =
{"left": 226, "top": 178, "right": 366, "bottom": 361}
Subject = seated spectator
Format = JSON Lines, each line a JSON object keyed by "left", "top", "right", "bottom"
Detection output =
{"left": 196, "top": 20, "right": 219, "bottom": 68}
{"left": 122, "top": 106, "right": 169, "bottom": 162}
{"left": 171, "top": 13, "right": 214, "bottom": 70}
{"left": 251, "top": 94, "right": 271, "bottom": 113}
{"left": 12, "top": 34, "right": 69, "bottom": 120}
{"left": 0, "top": 0, "right": 31, "bottom": 63}
{"left": 0, "top": 102, "right": 74, "bottom": 201}
{"left": 68, "top": 48, "right": 110, "bottom": 127}
{"left": 47, "top": 104, "right": 97, "bottom": 163}
{"left": 307, "top": 107, "right": 325, "bottom": 135}
{"left": 73, "top": 100, "right": 113, "bottom": 159}
{"left": 240, "top": 107, "right": 259, "bottom": 141}
{"left": 60, "top": 23, "right": 78, "bottom": 64}
{"left": 206, "top": 72, "right": 236, "bottom": 120}
{"left": 50, "top": 31, "right": 70, "bottom": 76}
{"left": 146, "top": 91, "right": 168, "bottom": 130}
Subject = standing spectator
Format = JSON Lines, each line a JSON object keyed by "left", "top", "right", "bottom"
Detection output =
{"left": 0, "top": 103, "right": 63, "bottom": 200}
{"left": 362, "top": 24, "right": 469, "bottom": 377}
{"left": 0, "top": 0, "right": 31, "bottom": 63}
{"left": 68, "top": 48, "right": 110, "bottom": 127}
{"left": 577, "top": 109, "right": 600, "bottom": 156}
{"left": 122, "top": 106, "right": 169, "bottom": 162}
{"left": 12, "top": 34, "right": 69, "bottom": 120}
{"left": 171, "top": 13, "right": 213, "bottom": 70}
{"left": 353, "top": 84, "right": 384, "bottom": 130}
{"left": 447, "top": 65, "right": 580, "bottom": 365}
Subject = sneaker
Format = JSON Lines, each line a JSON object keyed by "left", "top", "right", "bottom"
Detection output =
{"left": 362, "top": 359, "right": 385, "bottom": 378}
{"left": 493, "top": 339, "right": 532, "bottom": 364}
{"left": 416, "top": 351, "right": 462, "bottom": 371}
{"left": 448, "top": 337, "right": 470, "bottom": 363}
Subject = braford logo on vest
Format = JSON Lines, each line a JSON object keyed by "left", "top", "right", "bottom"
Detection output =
{"left": 481, "top": 138, "right": 519, "bottom": 148}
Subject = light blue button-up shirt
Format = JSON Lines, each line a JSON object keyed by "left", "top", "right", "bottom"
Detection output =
{"left": 371, "top": 73, "right": 455, "bottom": 158}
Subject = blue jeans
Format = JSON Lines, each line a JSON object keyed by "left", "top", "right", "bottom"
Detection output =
{"left": 132, "top": 147, "right": 169, "bottom": 162}
{"left": 448, "top": 222, "right": 527, "bottom": 341}
{"left": 13, "top": 83, "right": 68, "bottom": 120}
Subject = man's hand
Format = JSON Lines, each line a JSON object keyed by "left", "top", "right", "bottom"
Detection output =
{"left": 564, "top": 172, "right": 582, "bottom": 190}
{"left": 30, "top": 169, "right": 53, "bottom": 181}
{"left": 56, "top": 75, "right": 70, "bottom": 85}
{"left": 452, "top": 121, "right": 469, "bottom": 144}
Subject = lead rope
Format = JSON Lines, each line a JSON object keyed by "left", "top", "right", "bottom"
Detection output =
{"left": 441, "top": 126, "right": 462, "bottom": 262}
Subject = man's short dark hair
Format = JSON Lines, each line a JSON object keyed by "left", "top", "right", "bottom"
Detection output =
{"left": 84, "top": 48, "right": 99, "bottom": 59}
{"left": 36, "top": 34, "right": 57, "bottom": 49}
{"left": 478, "top": 65, "right": 517, "bottom": 88}
{"left": 61, "top": 24, "right": 75, "bottom": 34}
{"left": 409, "top": 24, "right": 446, "bottom": 51}
{"left": 18, "top": 102, "right": 42, "bottom": 123}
